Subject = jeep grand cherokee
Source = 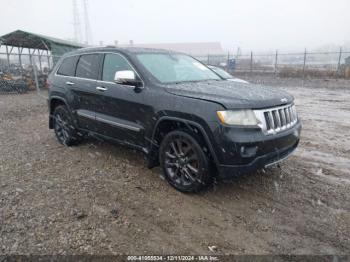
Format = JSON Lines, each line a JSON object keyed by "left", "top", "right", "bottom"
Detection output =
{"left": 48, "top": 47, "right": 301, "bottom": 192}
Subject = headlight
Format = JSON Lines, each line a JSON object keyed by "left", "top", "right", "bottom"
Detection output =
{"left": 217, "top": 110, "right": 260, "bottom": 126}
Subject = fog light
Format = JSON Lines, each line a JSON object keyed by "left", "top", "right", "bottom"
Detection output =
{"left": 240, "top": 146, "right": 258, "bottom": 158}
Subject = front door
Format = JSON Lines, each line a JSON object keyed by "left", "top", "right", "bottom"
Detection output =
{"left": 94, "top": 53, "right": 150, "bottom": 147}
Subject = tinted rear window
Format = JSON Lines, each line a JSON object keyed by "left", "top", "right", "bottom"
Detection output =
{"left": 76, "top": 54, "right": 101, "bottom": 80}
{"left": 57, "top": 56, "right": 79, "bottom": 76}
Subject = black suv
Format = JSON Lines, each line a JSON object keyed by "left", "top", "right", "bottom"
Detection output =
{"left": 48, "top": 47, "right": 301, "bottom": 192}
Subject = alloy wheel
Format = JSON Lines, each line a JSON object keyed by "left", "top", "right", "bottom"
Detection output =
{"left": 164, "top": 137, "right": 200, "bottom": 186}
{"left": 54, "top": 113, "right": 70, "bottom": 144}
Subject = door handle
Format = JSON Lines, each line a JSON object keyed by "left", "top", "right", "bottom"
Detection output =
{"left": 66, "top": 81, "right": 75, "bottom": 86}
{"left": 96, "top": 86, "right": 108, "bottom": 92}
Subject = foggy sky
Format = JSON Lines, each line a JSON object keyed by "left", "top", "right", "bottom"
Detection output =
{"left": 0, "top": 0, "right": 349, "bottom": 52}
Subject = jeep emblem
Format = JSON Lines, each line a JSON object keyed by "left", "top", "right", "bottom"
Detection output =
{"left": 281, "top": 98, "right": 288, "bottom": 103}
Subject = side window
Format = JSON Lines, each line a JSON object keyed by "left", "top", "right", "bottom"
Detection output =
{"left": 57, "top": 56, "right": 78, "bottom": 76}
{"left": 102, "top": 53, "right": 133, "bottom": 82}
{"left": 76, "top": 54, "right": 100, "bottom": 80}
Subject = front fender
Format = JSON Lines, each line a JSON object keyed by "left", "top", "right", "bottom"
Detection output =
{"left": 149, "top": 115, "right": 220, "bottom": 168}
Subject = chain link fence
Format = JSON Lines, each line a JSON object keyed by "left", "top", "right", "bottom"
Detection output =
{"left": 194, "top": 49, "right": 350, "bottom": 79}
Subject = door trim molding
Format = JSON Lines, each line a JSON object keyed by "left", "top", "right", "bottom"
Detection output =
{"left": 77, "top": 109, "right": 95, "bottom": 120}
{"left": 77, "top": 109, "right": 141, "bottom": 132}
{"left": 95, "top": 115, "right": 141, "bottom": 132}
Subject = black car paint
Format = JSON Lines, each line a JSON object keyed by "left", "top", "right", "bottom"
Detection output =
{"left": 48, "top": 47, "right": 301, "bottom": 178}
{"left": 164, "top": 80, "right": 294, "bottom": 109}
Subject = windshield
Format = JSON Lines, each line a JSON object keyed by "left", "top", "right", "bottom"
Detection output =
{"left": 210, "top": 66, "right": 233, "bottom": 79}
{"left": 136, "top": 53, "right": 220, "bottom": 83}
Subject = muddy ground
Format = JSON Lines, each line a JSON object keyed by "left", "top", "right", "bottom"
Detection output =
{"left": 0, "top": 78, "right": 349, "bottom": 255}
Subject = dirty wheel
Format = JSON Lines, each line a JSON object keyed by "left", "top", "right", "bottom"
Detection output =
{"left": 53, "top": 105, "right": 82, "bottom": 146}
{"left": 160, "top": 130, "right": 212, "bottom": 193}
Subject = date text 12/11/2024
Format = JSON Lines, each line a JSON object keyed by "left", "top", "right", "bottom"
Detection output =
{"left": 127, "top": 255, "right": 219, "bottom": 261}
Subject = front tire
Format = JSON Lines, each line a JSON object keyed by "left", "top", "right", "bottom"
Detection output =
{"left": 53, "top": 105, "right": 82, "bottom": 146}
{"left": 159, "top": 130, "right": 212, "bottom": 193}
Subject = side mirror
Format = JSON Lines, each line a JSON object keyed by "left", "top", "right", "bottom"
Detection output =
{"left": 114, "top": 70, "right": 142, "bottom": 88}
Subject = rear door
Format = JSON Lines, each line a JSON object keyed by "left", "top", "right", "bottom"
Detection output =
{"left": 93, "top": 52, "right": 149, "bottom": 146}
{"left": 54, "top": 55, "right": 79, "bottom": 99}
{"left": 72, "top": 53, "right": 103, "bottom": 131}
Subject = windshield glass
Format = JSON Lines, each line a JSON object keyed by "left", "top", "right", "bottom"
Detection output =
{"left": 211, "top": 66, "right": 233, "bottom": 79}
{"left": 136, "top": 53, "right": 220, "bottom": 83}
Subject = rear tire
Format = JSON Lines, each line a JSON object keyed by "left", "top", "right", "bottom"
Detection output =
{"left": 53, "top": 105, "right": 82, "bottom": 146}
{"left": 159, "top": 130, "right": 212, "bottom": 193}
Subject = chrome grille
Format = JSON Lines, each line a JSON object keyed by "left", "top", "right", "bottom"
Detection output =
{"left": 254, "top": 104, "right": 297, "bottom": 135}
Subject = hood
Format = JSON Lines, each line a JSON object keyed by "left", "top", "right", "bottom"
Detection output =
{"left": 164, "top": 80, "right": 294, "bottom": 109}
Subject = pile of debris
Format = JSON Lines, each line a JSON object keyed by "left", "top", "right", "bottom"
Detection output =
{"left": 0, "top": 65, "right": 48, "bottom": 94}
{"left": 0, "top": 71, "right": 27, "bottom": 94}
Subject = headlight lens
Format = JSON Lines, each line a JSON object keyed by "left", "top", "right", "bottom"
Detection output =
{"left": 217, "top": 110, "right": 260, "bottom": 126}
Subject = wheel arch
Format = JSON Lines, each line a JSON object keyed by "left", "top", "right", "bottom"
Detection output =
{"left": 148, "top": 116, "right": 220, "bottom": 169}
{"left": 49, "top": 96, "right": 70, "bottom": 129}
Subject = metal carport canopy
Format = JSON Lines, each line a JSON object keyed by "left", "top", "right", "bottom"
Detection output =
{"left": 0, "top": 30, "right": 85, "bottom": 63}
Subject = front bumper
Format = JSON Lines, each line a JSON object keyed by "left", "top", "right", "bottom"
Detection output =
{"left": 212, "top": 121, "right": 301, "bottom": 179}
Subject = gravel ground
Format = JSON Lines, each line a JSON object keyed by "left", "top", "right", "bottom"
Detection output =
{"left": 0, "top": 78, "right": 349, "bottom": 255}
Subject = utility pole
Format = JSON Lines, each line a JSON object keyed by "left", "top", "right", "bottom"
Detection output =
{"left": 235, "top": 47, "right": 241, "bottom": 59}
{"left": 83, "top": 0, "right": 93, "bottom": 45}
{"left": 302, "top": 48, "right": 307, "bottom": 80}
{"left": 274, "top": 50, "right": 278, "bottom": 76}
{"left": 72, "top": 0, "right": 82, "bottom": 43}
{"left": 337, "top": 47, "right": 342, "bottom": 76}
{"left": 250, "top": 51, "right": 253, "bottom": 74}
